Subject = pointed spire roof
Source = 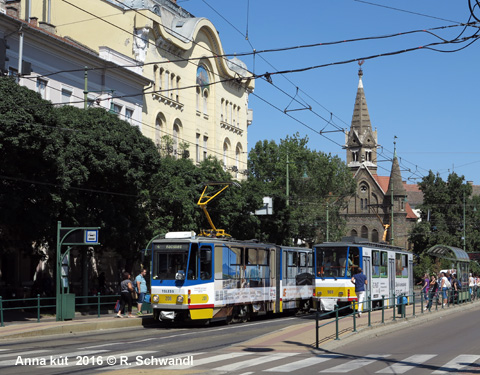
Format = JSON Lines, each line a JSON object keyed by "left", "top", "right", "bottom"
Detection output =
{"left": 387, "top": 145, "right": 407, "bottom": 197}
{"left": 350, "top": 64, "right": 372, "bottom": 134}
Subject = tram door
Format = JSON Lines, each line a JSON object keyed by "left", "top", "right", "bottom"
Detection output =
{"left": 272, "top": 247, "right": 280, "bottom": 313}
{"left": 363, "top": 255, "right": 372, "bottom": 305}
{"left": 389, "top": 257, "right": 395, "bottom": 300}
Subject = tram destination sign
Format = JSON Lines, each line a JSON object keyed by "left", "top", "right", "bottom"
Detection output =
{"left": 154, "top": 243, "right": 189, "bottom": 251}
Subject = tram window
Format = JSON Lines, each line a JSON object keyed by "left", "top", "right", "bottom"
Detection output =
{"left": 222, "top": 247, "right": 242, "bottom": 280}
{"left": 396, "top": 254, "right": 408, "bottom": 277}
{"left": 317, "top": 247, "right": 347, "bottom": 278}
{"left": 154, "top": 251, "right": 188, "bottom": 280}
{"left": 380, "top": 251, "right": 388, "bottom": 277}
{"left": 372, "top": 250, "right": 380, "bottom": 277}
{"left": 187, "top": 244, "right": 198, "bottom": 279}
{"left": 200, "top": 246, "right": 212, "bottom": 280}
{"left": 257, "top": 249, "right": 268, "bottom": 265}
{"left": 247, "top": 248, "right": 257, "bottom": 265}
{"left": 300, "top": 253, "right": 307, "bottom": 267}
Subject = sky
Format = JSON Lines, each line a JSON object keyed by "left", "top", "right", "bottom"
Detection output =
{"left": 177, "top": 0, "right": 480, "bottom": 185}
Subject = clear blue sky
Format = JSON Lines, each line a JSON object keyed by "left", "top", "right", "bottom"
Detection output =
{"left": 179, "top": 0, "right": 480, "bottom": 185}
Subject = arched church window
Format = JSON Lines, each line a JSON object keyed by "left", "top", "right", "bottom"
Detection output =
{"left": 361, "top": 226, "right": 368, "bottom": 239}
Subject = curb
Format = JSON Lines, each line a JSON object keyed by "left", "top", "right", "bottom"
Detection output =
{"left": 0, "top": 316, "right": 157, "bottom": 340}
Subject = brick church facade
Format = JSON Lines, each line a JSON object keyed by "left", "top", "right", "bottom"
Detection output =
{"left": 341, "top": 66, "right": 418, "bottom": 250}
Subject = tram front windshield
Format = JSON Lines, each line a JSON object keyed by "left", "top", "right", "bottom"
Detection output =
{"left": 316, "top": 246, "right": 359, "bottom": 278}
{"left": 152, "top": 243, "right": 197, "bottom": 280}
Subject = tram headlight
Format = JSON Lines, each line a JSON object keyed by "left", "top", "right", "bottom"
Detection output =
{"left": 338, "top": 292, "right": 344, "bottom": 297}
{"left": 152, "top": 294, "right": 159, "bottom": 303}
{"left": 176, "top": 295, "right": 184, "bottom": 304}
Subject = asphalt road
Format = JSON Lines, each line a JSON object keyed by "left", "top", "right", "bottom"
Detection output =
{"left": 0, "top": 313, "right": 313, "bottom": 375}
{"left": 307, "top": 307, "right": 480, "bottom": 374}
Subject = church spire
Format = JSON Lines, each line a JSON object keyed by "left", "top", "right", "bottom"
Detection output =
{"left": 387, "top": 138, "right": 406, "bottom": 197}
{"left": 345, "top": 62, "right": 378, "bottom": 173}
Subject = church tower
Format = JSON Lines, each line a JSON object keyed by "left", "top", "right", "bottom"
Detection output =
{"left": 345, "top": 63, "right": 378, "bottom": 174}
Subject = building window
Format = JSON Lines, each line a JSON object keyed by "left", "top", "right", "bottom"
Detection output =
{"left": 196, "top": 133, "right": 200, "bottom": 163}
{"left": 176, "top": 76, "right": 180, "bottom": 102}
{"left": 352, "top": 151, "right": 358, "bottom": 162}
{"left": 223, "top": 141, "right": 228, "bottom": 168}
{"left": 221, "top": 98, "right": 224, "bottom": 121}
{"left": 155, "top": 113, "right": 165, "bottom": 149}
{"left": 113, "top": 103, "right": 122, "bottom": 114}
{"left": 366, "top": 150, "right": 372, "bottom": 161}
{"left": 351, "top": 229, "right": 358, "bottom": 237}
{"left": 361, "top": 226, "right": 368, "bottom": 239}
{"left": 170, "top": 73, "right": 175, "bottom": 100}
{"left": 173, "top": 123, "right": 179, "bottom": 158}
{"left": 196, "top": 86, "right": 200, "bottom": 112}
{"left": 153, "top": 65, "right": 158, "bottom": 91}
{"left": 61, "top": 88, "right": 72, "bottom": 104}
{"left": 37, "top": 78, "right": 47, "bottom": 99}
{"left": 203, "top": 89, "right": 208, "bottom": 115}
{"left": 203, "top": 136, "right": 208, "bottom": 161}
{"left": 372, "top": 229, "right": 379, "bottom": 243}
{"left": 159, "top": 68, "right": 164, "bottom": 91}
{"left": 125, "top": 108, "right": 134, "bottom": 125}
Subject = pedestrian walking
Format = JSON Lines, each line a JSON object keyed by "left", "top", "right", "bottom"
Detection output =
{"left": 351, "top": 267, "right": 368, "bottom": 317}
{"left": 420, "top": 273, "right": 430, "bottom": 301}
{"left": 117, "top": 272, "right": 135, "bottom": 318}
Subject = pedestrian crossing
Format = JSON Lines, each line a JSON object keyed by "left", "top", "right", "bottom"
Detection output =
{"left": 0, "top": 347, "right": 478, "bottom": 374}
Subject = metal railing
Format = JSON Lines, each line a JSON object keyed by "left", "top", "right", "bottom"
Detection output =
{"left": 0, "top": 293, "right": 152, "bottom": 327}
{"left": 315, "top": 288, "right": 474, "bottom": 349}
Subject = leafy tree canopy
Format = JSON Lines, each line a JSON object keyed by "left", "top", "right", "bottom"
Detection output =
{"left": 248, "top": 133, "right": 356, "bottom": 245}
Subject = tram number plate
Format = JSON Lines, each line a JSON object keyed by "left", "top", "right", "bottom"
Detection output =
{"left": 327, "top": 290, "right": 334, "bottom": 295}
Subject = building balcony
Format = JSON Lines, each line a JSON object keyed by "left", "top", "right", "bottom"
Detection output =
{"left": 152, "top": 92, "right": 184, "bottom": 111}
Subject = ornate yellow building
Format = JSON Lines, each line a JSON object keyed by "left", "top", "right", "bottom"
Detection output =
{"left": 21, "top": 0, "right": 254, "bottom": 177}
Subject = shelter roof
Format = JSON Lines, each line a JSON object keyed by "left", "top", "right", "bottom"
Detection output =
{"left": 425, "top": 245, "right": 470, "bottom": 261}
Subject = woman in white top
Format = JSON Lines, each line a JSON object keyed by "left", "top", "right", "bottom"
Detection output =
{"left": 469, "top": 273, "right": 475, "bottom": 296}
{"left": 439, "top": 272, "right": 450, "bottom": 306}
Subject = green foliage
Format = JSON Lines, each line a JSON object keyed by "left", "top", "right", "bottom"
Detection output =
{"left": 248, "top": 133, "right": 356, "bottom": 245}
{"left": 409, "top": 171, "right": 480, "bottom": 255}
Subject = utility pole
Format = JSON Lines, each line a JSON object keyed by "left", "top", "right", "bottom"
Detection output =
{"left": 390, "top": 137, "right": 396, "bottom": 246}
{"left": 286, "top": 150, "right": 289, "bottom": 207}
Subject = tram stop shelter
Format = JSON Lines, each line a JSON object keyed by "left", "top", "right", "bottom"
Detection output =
{"left": 425, "top": 244, "right": 470, "bottom": 290}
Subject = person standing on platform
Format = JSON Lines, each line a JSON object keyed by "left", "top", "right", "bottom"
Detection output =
{"left": 135, "top": 269, "right": 148, "bottom": 315}
{"left": 351, "top": 268, "right": 368, "bottom": 317}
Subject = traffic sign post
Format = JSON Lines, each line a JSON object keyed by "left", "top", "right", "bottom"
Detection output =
{"left": 56, "top": 221, "right": 100, "bottom": 321}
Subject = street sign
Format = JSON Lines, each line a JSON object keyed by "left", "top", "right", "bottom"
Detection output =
{"left": 85, "top": 230, "right": 98, "bottom": 244}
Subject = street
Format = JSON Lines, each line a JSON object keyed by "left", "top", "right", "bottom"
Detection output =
{"left": 0, "top": 307, "right": 479, "bottom": 374}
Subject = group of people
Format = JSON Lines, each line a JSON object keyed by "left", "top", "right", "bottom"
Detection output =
{"left": 419, "top": 271, "right": 477, "bottom": 310}
{"left": 116, "top": 268, "right": 148, "bottom": 318}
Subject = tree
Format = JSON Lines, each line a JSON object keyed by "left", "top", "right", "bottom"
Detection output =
{"left": 409, "top": 171, "right": 480, "bottom": 255}
{"left": 248, "top": 133, "right": 356, "bottom": 245}
{"left": 0, "top": 77, "right": 62, "bottom": 256}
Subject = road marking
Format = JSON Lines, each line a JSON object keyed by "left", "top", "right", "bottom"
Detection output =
{"left": 265, "top": 354, "right": 343, "bottom": 372}
{"left": 320, "top": 354, "right": 390, "bottom": 373}
{"left": 432, "top": 355, "right": 480, "bottom": 374}
{"left": 376, "top": 354, "right": 437, "bottom": 373}
{"left": 214, "top": 352, "right": 299, "bottom": 372}
{"left": 163, "top": 352, "right": 250, "bottom": 369}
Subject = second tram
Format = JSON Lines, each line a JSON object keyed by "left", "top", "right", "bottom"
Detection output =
{"left": 314, "top": 237, "right": 413, "bottom": 311}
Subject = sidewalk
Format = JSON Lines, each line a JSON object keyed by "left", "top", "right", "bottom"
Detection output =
{"left": 0, "top": 311, "right": 155, "bottom": 339}
{"left": 232, "top": 299, "right": 480, "bottom": 352}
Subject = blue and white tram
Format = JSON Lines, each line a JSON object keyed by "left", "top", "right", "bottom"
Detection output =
{"left": 150, "top": 232, "right": 314, "bottom": 322}
{"left": 314, "top": 237, "right": 413, "bottom": 311}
